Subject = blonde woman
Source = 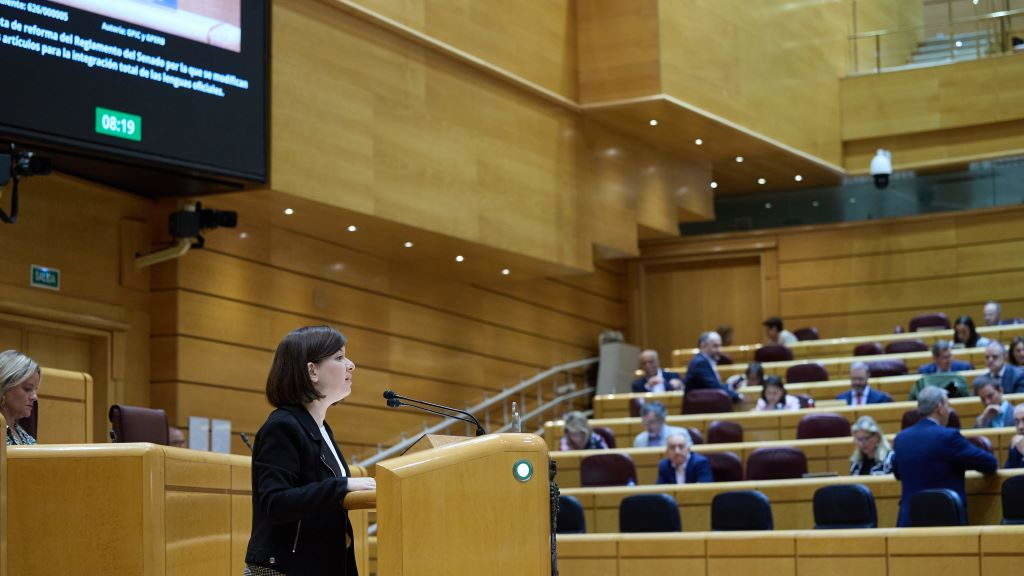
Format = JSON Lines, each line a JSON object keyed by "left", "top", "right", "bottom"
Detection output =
{"left": 1, "top": 349, "right": 41, "bottom": 445}
{"left": 850, "top": 415, "right": 893, "bottom": 475}
{"left": 560, "top": 411, "right": 609, "bottom": 451}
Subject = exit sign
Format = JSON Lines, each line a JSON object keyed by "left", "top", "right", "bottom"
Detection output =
{"left": 30, "top": 265, "right": 60, "bottom": 291}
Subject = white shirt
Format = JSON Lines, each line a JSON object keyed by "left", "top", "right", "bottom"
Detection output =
{"left": 850, "top": 385, "right": 872, "bottom": 406}
{"left": 643, "top": 369, "right": 667, "bottom": 393}
{"left": 674, "top": 455, "right": 690, "bottom": 484}
{"left": 319, "top": 425, "right": 347, "bottom": 477}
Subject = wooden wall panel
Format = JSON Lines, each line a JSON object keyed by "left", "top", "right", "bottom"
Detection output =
{"left": 350, "top": 0, "right": 577, "bottom": 99}
{"left": 633, "top": 205, "right": 1024, "bottom": 352}
{"left": 657, "top": 0, "right": 848, "bottom": 166}
{"left": 576, "top": 0, "right": 661, "bottom": 103}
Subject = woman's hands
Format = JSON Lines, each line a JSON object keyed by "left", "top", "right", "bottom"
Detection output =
{"left": 347, "top": 477, "right": 376, "bottom": 491}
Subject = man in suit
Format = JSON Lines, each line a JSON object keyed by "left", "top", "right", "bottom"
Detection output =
{"left": 981, "top": 341, "right": 1024, "bottom": 394}
{"left": 632, "top": 402, "right": 690, "bottom": 448}
{"left": 656, "top": 432, "right": 712, "bottom": 484}
{"left": 918, "top": 340, "right": 973, "bottom": 374}
{"left": 972, "top": 376, "right": 1016, "bottom": 428}
{"left": 631, "top": 349, "right": 683, "bottom": 393}
{"left": 837, "top": 361, "right": 893, "bottom": 405}
{"left": 1006, "top": 403, "right": 1024, "bottom": 469}
{"left": 892, "top": 387, "right": 998, "bottom": 526}
{"left": 683, "top": 332, "right": 740, "bottom": 402}
{"left": 983, "top": 301, "right": 1002, "bottom": 327}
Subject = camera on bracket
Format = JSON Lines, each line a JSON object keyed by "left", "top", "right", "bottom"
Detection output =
{"left": 169, "top": 201, "right": 237, "bottom": 248}
{"left": 0, "top": 147, "right": 53, "bottom": 224}
{"left": 870, "top": 149, "right": 892, "bottom": 190}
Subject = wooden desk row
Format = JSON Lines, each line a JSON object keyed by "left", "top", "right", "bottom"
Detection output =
{"left": 556, "top": 526, "right": 1024, "bottom": 576}
{"left": 559, "top": 469, "right": 1024, "bottom": 533}
{"left": 550, "top": 426, "right": 1019, "bottom": 488}
{"left": 3, "top": 443, "right": 370, "bottom": 576}
{"left": 667, "top": 346, "right": 987, "bottom": 381}
{"left": 545, "top": 393, "right": 1024, "bottom": 448}
{"left": 596, "top": 369, "right": 987, "bottom": 418}
{"left": 671, "top": 323, "right": 1024, "bottom": 364}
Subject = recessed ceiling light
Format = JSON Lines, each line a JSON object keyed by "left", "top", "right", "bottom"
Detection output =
{"left": 239, "top": 232, "right": 249, "bottom": 239}
{"left": 648, "top": 119, "right": 658, "bottom": 126}
{"left": 347, "top": 225, "right": 357, "bottom": 232}
{"left": 955, "top": 40, "right": 963, "bottom": 48}
{"left": 794, "top": 174, "right": 804, "bottom": 182}
{"left": 501, "top": 268, "right": 511, "bottom": 276}
{"left": 403, "top": 241, "right": 414, "bottom": 248}
{"left": 765, "top": 202, "right": 773, "bottom": 209}
{"left": 811, "top": 200, "right": 820, "bottom": 207}
{"left": 455, "top": 255, "right": 465, "bottom": 263}
{"left": 757, "top": 178, "right": 766, "bottom": 185}
{"left": 694, "top": 138, "right": 703, "bottom": 146}
{"left": 283, "top": 208, "right": 294, "bottom": 215}
{"left": 709, "top": 181, "right": 718, "bottom": 189}
{"left": 735, "top": 156, "right": 744, "bottom": 163}
{"left": 849, "top": 198, "right": 857, "bottom": 204}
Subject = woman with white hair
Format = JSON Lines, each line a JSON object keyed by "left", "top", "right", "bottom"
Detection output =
{"left": 1, "top": 349, "right": 41, "bottom": 445}
{"left": 849, "top": 415, "right": 892, "bottom": 475}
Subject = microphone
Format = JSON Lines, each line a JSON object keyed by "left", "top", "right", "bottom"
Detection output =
{"left": 383, "top": 390, "right": 486, "bottom": 436}
{"left": 240, "top": 432, "right": 254, "bottom": 452}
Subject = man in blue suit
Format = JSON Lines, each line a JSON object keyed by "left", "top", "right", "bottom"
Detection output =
{"left": 980, "top": 341, "right": 1024, "bottom": 394}
{"left": 1006, "top": 403, "right": 1024, "bottom": 469}
{"left": 892, "top": 387, "right": 998, "bottom": 526}
{"left": 836, "top": 362, "right": 893, "bottom": 405}
{"left": 631, "top": 349, "right": 683, "bottom": 393}
{"left": 656, "top": 432, "right": 713, "bottom": 484}
{"left": 683, "top": 332, "right": 740, "bottom": 402}
{"left": 918, "top": 340, "right": 973, "bottom": 375}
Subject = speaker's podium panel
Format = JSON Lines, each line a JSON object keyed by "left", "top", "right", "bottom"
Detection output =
{"left": 376, "top": 433, "right": 551, "bottom": 576}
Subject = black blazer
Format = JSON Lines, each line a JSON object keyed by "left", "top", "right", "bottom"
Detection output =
{"left": 245, "top": 404, "right": 357, "bottom": 575}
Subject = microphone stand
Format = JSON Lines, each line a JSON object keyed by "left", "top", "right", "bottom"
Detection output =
{"left": 384, "top": 392, "right": 486, "bottom": 436}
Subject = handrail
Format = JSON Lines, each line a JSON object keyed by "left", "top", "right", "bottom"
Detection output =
{"left": 492, "top": 387, "right": 595, "bottom": 434}
{"left": 849, "top": 7, "right": 1024, "bottom": 39}
{"left": 356, "top": 356, "right": 598, "bottom": 467}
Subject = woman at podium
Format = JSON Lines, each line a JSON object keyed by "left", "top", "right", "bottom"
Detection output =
{"left": 244, "top": 326, "right": 375, "bottom": 575}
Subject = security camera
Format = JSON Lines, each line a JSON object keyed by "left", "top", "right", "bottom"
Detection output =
{"left": 870, "top": 149, "right": 892, "bottom": 189}
{"left": 0, "top": 147, "right": 53, "bottom": 224}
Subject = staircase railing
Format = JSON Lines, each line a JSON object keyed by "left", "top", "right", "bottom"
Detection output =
{"left": 357, "top": 356, "right": 598, "bottom": 467}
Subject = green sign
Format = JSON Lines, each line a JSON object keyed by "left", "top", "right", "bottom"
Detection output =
{"left": 95, "top": 107, "right": 142, "bottom": 141}
{"left": 512, "top": 459, "right": 533, "bottom": 483}
{"left": 30, "top": 265, "right": 60, "bottom": 291}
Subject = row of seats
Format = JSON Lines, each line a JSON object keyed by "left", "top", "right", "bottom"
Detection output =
{"left": 557, "top": 478, "right": 1024, "bottom": 533}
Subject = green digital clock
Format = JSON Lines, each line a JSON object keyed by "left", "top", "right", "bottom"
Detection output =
{"left": 95, "top": 107, "right": 142, "bottom": 142}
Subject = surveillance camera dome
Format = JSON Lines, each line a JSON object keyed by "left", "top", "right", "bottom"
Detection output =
{"left": 870, "top": 149, "right": 892, "bottom": 190}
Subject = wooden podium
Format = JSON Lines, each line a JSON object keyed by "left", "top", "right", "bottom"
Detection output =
{"left": 375, "top": 433, "right": 551, "bottom": 576}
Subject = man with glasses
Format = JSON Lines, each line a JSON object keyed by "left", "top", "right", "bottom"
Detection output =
{"left": 837, "top": 362, "right": 892, "bottom": 405}
{"left": 980, "top": 341, "right": 1024, "bottom": 394}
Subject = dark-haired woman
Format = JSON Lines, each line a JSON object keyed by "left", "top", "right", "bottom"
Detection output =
{"left": 1009, "top": 336, "right": 1024, "bottom": 367}
{"left": 953, "top": 315, "right": 990, "bottom": 349}
{"left": 244, "top": 325, "right": 375, "bottom": 576}
{"left": 753, "top": 376, "right": 801, "bottom": 411}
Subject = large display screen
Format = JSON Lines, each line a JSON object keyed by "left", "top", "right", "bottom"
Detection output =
{"left": 0, "top": 0, "right": 268, "bottom": 184}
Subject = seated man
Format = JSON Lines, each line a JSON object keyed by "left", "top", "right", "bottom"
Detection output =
{"left": 683, "top": 332, "right": 740, "bottom": 402}
{"left": 1007, "top": 403, "right": 1024, "bottom": 469}
{"left": 981, "top": 341, "right": 1024, "bottom": 394}
{"left": 918, "top": 340, "right": 973, "bottom": 374}
{"left": 837, "top": 362, "right": 892, "bottom": 405}
{"left": 631, "top": 349, "right": 683, "bottom": 393}
{"left": 632, "top": 402, "right": 690, "bottom": 448}
{"left": 983, "top": 301, "right": 1003, "bottom": 327}
{"left": 892, "top": 387, "right": 997, "bottom": 526}
{"left": 656, "top": 433, "right": 712, "bottom": 484}
{"left": 763, "top": 316, "right": 797, "bottom": 345}
{"left": 972, "top": 376, "right": 1016, "bottom": 428}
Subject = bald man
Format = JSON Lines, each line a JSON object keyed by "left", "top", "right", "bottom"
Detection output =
{"left": 631, "top": 349, "right": 683, "bottom": 393}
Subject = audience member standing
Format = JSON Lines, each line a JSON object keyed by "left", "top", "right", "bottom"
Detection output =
{"left": 631, "top": 349, "right": 683, "bottom": 393}
{"left": 918, "top": 340, "right": 973, "bottom": 374}
{"left": 972, "top": 377, "right": 1016, "bottom": 428}
{"left": 632, "top": 402, "right": 690, "bottom": 448}
{"left": 754, "top": 376, "right": 800, "bottom": 411}
{"left": 981, "top": 341, "right": 1024, "bottom": 394}
{"left": 1006, "top": 404, "right": 1024, "bottom": 469}
{"left": 849, "top": 415, "right": 893, "bottom": 475}
{"left": 683, "top": 332, "right": 740, "bottom": 402}
{"left": 559, "top": 411, "right": 609, "bottom": 451}
{"left": 837, "top": 362, "right": 892, "bottom": 405}
{"left": 953, "top": 316, "right": 990, "bottom": 349}
{"left": 656, "top": 433, "right": 712, "bottom": 484}
{"left": 892, "top": 387, "right": 997, "bottom": 527}
{"left": 763, "top": 317, "right": 797, "bottom": 346}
